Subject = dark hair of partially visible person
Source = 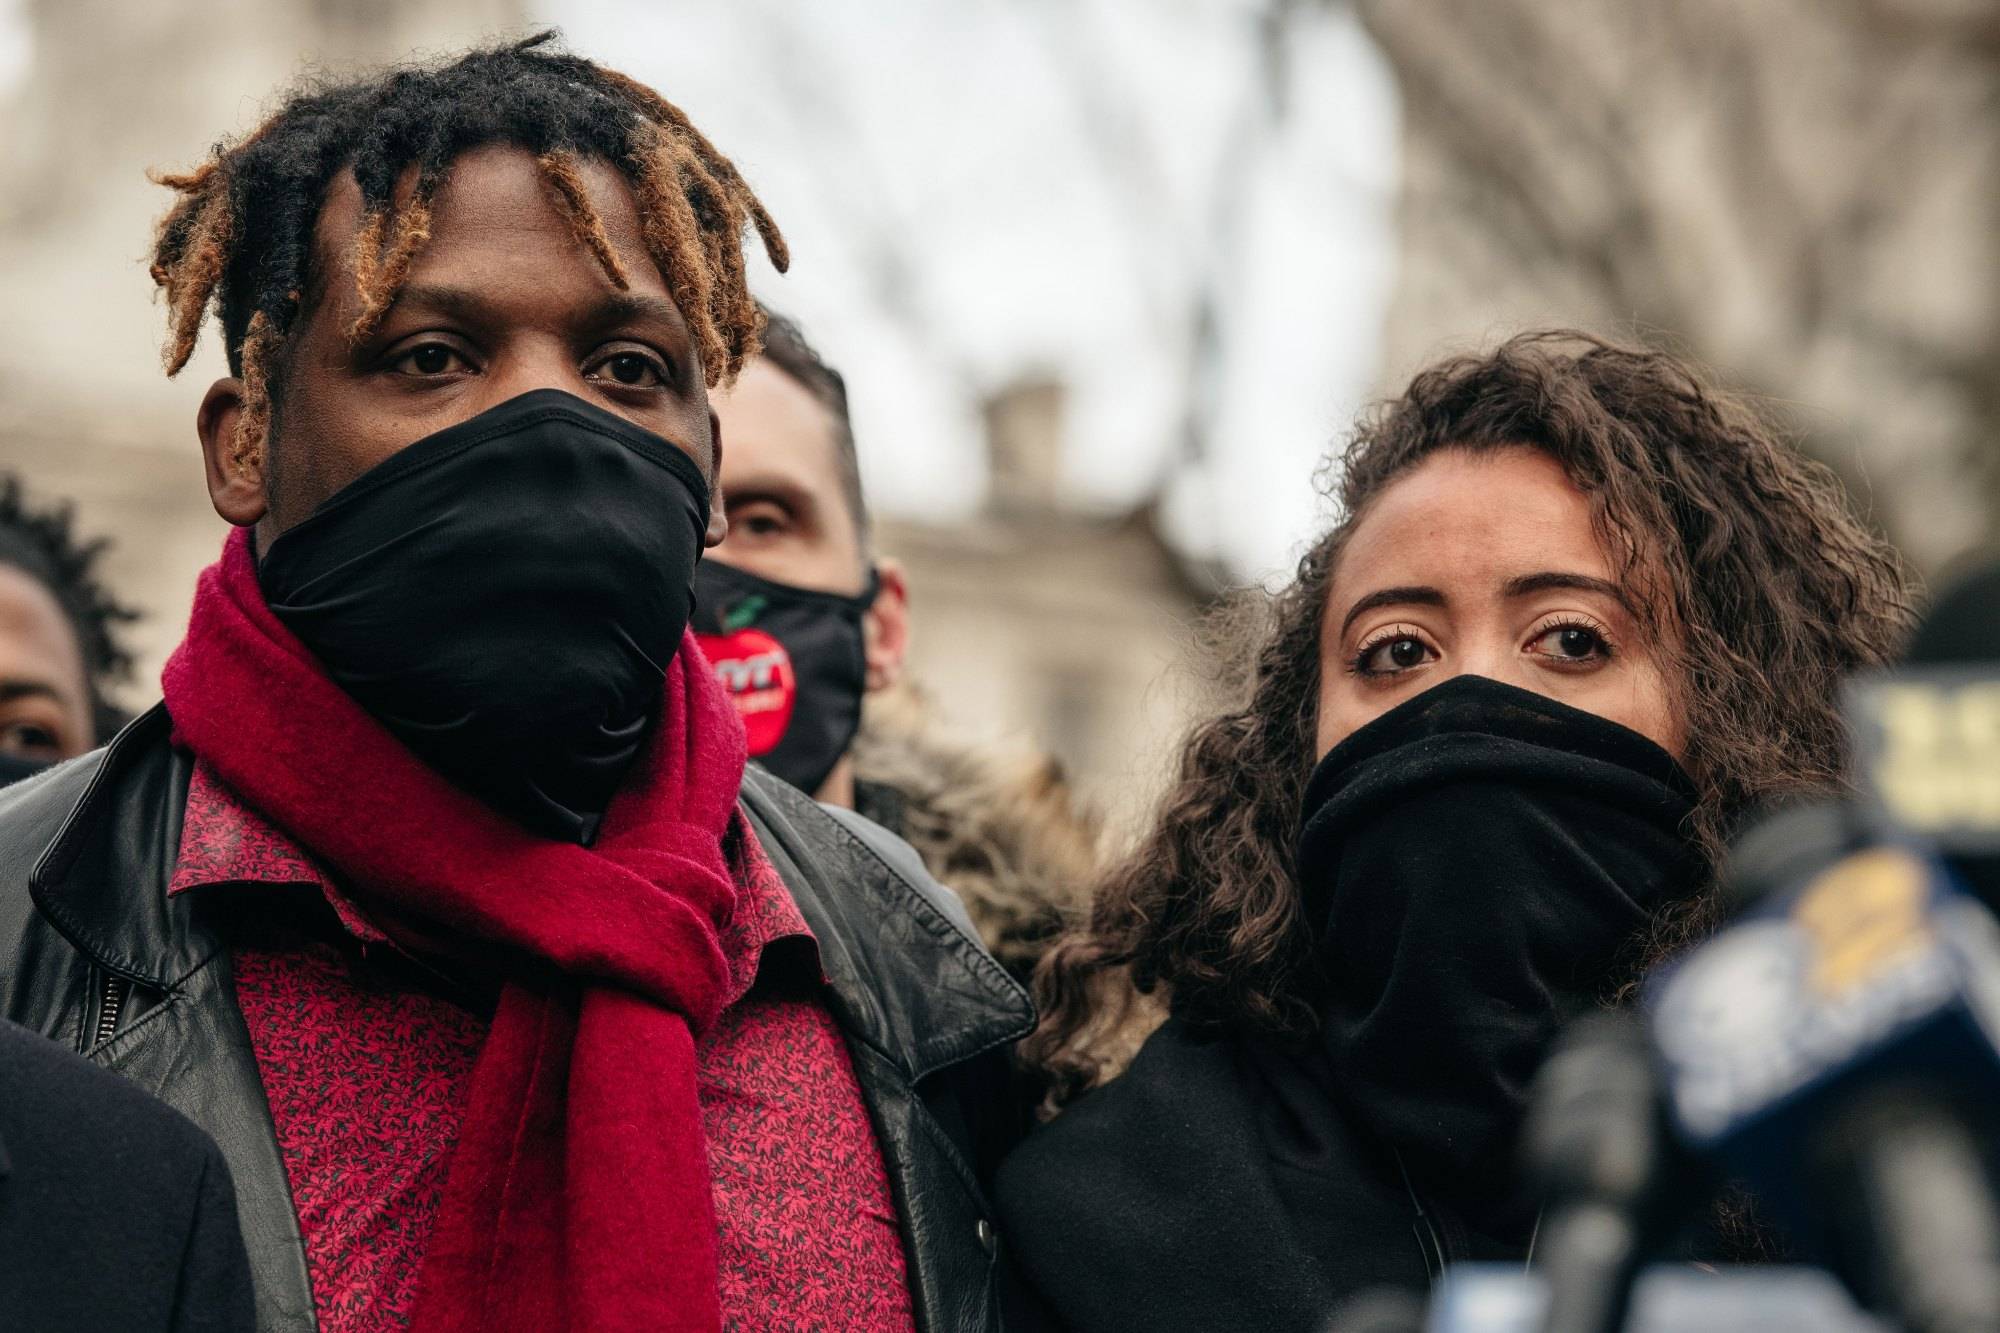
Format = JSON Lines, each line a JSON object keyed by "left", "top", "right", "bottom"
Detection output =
{"left": 756, "top": 306, "right": 868, "bottom": 546}
{"left": 147, "top": 29, "right": 786, "bottom": 462}
{"left": 1023, "top": 330, "right": 1915, "bottom": 1110}
{"left": 0, "top": 475, "right": 139, "bottom": 742}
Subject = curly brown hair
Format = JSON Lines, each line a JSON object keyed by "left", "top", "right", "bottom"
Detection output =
{"left": 1023, "top": 331, "right": 1915, "bottom": 1108}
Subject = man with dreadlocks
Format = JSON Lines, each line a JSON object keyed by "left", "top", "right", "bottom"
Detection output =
{"left": 0, "top": 34, "right": 1029, "bottom": 1333}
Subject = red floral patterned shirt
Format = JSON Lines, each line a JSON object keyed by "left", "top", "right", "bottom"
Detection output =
{"left": 172, "top": 758, "right": 915, "bottom": 1333}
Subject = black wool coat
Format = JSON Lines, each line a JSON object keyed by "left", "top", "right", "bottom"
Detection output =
{"left": 994, "top": 1017, "right": 1525, "bottom": 1332}
{"left": 0, "top": 1018, "right": 256, "bottom": 1332}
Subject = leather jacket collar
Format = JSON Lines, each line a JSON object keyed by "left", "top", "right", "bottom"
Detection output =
{"left": 741, "top": 763, "right": 1030, "bottom": 1086}
{"left": 26, "top": 708, "right": 202, "bottom": 990}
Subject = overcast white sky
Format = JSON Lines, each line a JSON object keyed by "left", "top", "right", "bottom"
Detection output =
{"left": 0, "top": 0, "right": 1400, "bottom": 584}
{"left": 0, "top": 3, "right": 22, "bottom": 97}
{"left": 553, "top": 0, "right": 1400, "bottom": 583}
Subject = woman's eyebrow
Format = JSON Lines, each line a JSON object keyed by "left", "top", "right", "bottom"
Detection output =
{"left": 1339, "top": 586, "right": 1445, "bottom": 638}
{"left": 1502, "top": 571, "right": 1631, "bottom": 610}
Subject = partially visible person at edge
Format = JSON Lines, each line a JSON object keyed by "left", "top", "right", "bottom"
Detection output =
{"left": 0, "top": 473, "right": 139, "bottom": 779}
{"left": 993, "top": 332, "right": 1915, "bottom": 1332}
{"left": 695, "top": 307, "right": 1100, "bottom": 983}
{"left": 0, "top": 35, "right": 1029, "bottom": 1333}
{"left": 1, "top": 1018, "right": 255, "bottom": 1332}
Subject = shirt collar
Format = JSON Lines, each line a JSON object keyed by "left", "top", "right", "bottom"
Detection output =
{"left": 170, "top": 758, "right": 390, "bottom": 943}
{"left": 720, "top": 814, "right": 825, "bottom": 1002}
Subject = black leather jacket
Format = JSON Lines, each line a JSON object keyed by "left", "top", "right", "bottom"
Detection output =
{"left": 0, "top": 707, "right": 1035, "bottom": 1332}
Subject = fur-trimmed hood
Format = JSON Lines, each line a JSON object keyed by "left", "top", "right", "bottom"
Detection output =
{"left": 849, "top": 695, "right": 1101, "bottom": 986}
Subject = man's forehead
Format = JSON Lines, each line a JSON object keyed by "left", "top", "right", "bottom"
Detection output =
{"left": 308, "top": 146, "right": 652, "bottom": 290}
{"left": 716, "top": 363, "right": 847, "bottom": 486}
{"left": 0, "top": 566, "right": 87, "bottom": 705}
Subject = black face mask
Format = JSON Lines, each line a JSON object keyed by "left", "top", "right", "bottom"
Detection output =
{"left": 258, "top": 389, "right": 711, "bottom": 844}
{"left": 692, "top": 559, "right": 876, "bottom": 796}
{"left": 0, "top": 752, "right": 54, "bottom": 788}
{"left": 1294, "top": 674, "right": 1702, "bottom": 1232}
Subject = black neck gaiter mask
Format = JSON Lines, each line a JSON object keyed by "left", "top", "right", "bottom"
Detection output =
{"left": 1295, "top": 674, "right": 1702, "bottom": 1234}
{"left": 258, "top": 389, "right": 711, "bottom": 844}
{"left": 692, "top": 559, "right": 875, "bottom": 796}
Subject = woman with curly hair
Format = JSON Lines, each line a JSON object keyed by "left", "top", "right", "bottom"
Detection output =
{"left": 994, "top": 332, "right": 1914, "bottom": 1330}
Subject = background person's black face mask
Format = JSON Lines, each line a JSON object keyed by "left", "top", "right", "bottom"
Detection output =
{"left": 258, "top": 389, "right": 711, "bottom": 844}
{"left": 692, "top": 559, "right": 876, "bottom": 795}
{"left": 1294, "top": 674, "right": 1702, "bottom": 1232}
{"left": 0, "top": 752, "right": 54, "bottom": 788}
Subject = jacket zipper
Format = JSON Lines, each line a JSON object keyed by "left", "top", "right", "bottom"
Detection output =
{"left": 93, "top": 972, "right": 130, "bottom": 1048}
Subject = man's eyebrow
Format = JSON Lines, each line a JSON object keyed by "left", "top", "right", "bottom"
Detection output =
{"left": 1338, "top": 586, "right": 1446, "bottom": 639}
{"left": 0, "top": 679, "right": 66, "bottom": 706}
{"left": 381, "top": 285, "right": 686, "bottom": 333}
{"left": 1501, "top": 571, "right": 1632, "bottom": 610}
{"left": 723, "top": 475, "right": 819, "bottom": 515}
{"left": 592, "top": 291, "right": 687, "bottom": 331}
{"left": 380, "top": 283, "right": 490, "bottom": 324}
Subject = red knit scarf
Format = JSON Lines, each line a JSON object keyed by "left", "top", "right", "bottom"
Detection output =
{"left": 162, "top": 527, "right": 747, "bottom": 1333}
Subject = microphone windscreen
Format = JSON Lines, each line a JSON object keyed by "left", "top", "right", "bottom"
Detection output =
{"left": 1722, "top": 802, "right": 1861, "bottom": 915}
{"left": 1909, "top": 558, "right": 2000, "bottom": 665}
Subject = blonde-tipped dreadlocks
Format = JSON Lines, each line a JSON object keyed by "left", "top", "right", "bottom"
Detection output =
{"left": 147, "top": 32, "right": 788, "bottom": 468}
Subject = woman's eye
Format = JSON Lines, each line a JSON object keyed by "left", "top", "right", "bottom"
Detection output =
{"left": 589, "top": 352, "right": 667, "bottom": 388}
{"left": 393, "top": 343, "right": 469, "bottom": 376}
{"left": 1528, "top": 624, "right": 1611, "bottom": 664}
{"left": 1356, "top": 634, "right": 1434, "bottom": 676}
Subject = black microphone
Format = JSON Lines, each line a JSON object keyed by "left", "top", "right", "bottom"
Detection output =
{"left": 1521, "top": 1010, "right": 1678, "bottom": 1333}
{"left": 1648, "top": 800, "right": 2000, "bottom": 1333}
{"left": 1850, "top": 557, "right": 2000, "bottom": 909}
{"left": 1813, "top": 1081, "right": 2000, "bottom": 1333}
{"left": 1907, "top": 560, "right": 2000, "bottom": 667}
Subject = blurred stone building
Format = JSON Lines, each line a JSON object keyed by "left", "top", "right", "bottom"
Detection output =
{"left": 1357, "top": 0, "right": 2000, "bottom": 572}
{"left": 0, "top": 0, "right": 1220, "bottom": 830}
{"left": 879, "top": 378, "right": 1223, "bottom": 831}
{"left": 0, "top": 0, "right": 529, "bottom": 682}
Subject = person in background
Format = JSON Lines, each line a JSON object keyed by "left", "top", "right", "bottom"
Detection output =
{"left": 0, "top": 36, "right": 1028, "bottom": 1333}
{"left": 693, "top": 309, "right": 910, "bottom": 806}
{"left": 0, "top": 474, "right": 137, "bottom": 775}
{"left": 696, "top": 308, "right": 1100, "bottom": 982}
{"left": 997, "top": 332, "right": 1915, "bottom": 1330}
{"left": 0, "top": 1018, "right": 254, "bottom": 1333}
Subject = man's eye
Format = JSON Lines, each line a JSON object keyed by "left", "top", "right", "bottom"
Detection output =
{"left": 726, "top": 505, "right": 790, "bottom": 541}
{"left": 589, "top": 352, "right": 668, "bottom": 388}
{"left": 0, "top": 722, "right": 61, "bottom": 759}
{"left": 393, "top": 344, "right": 468, "bottom": 376}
